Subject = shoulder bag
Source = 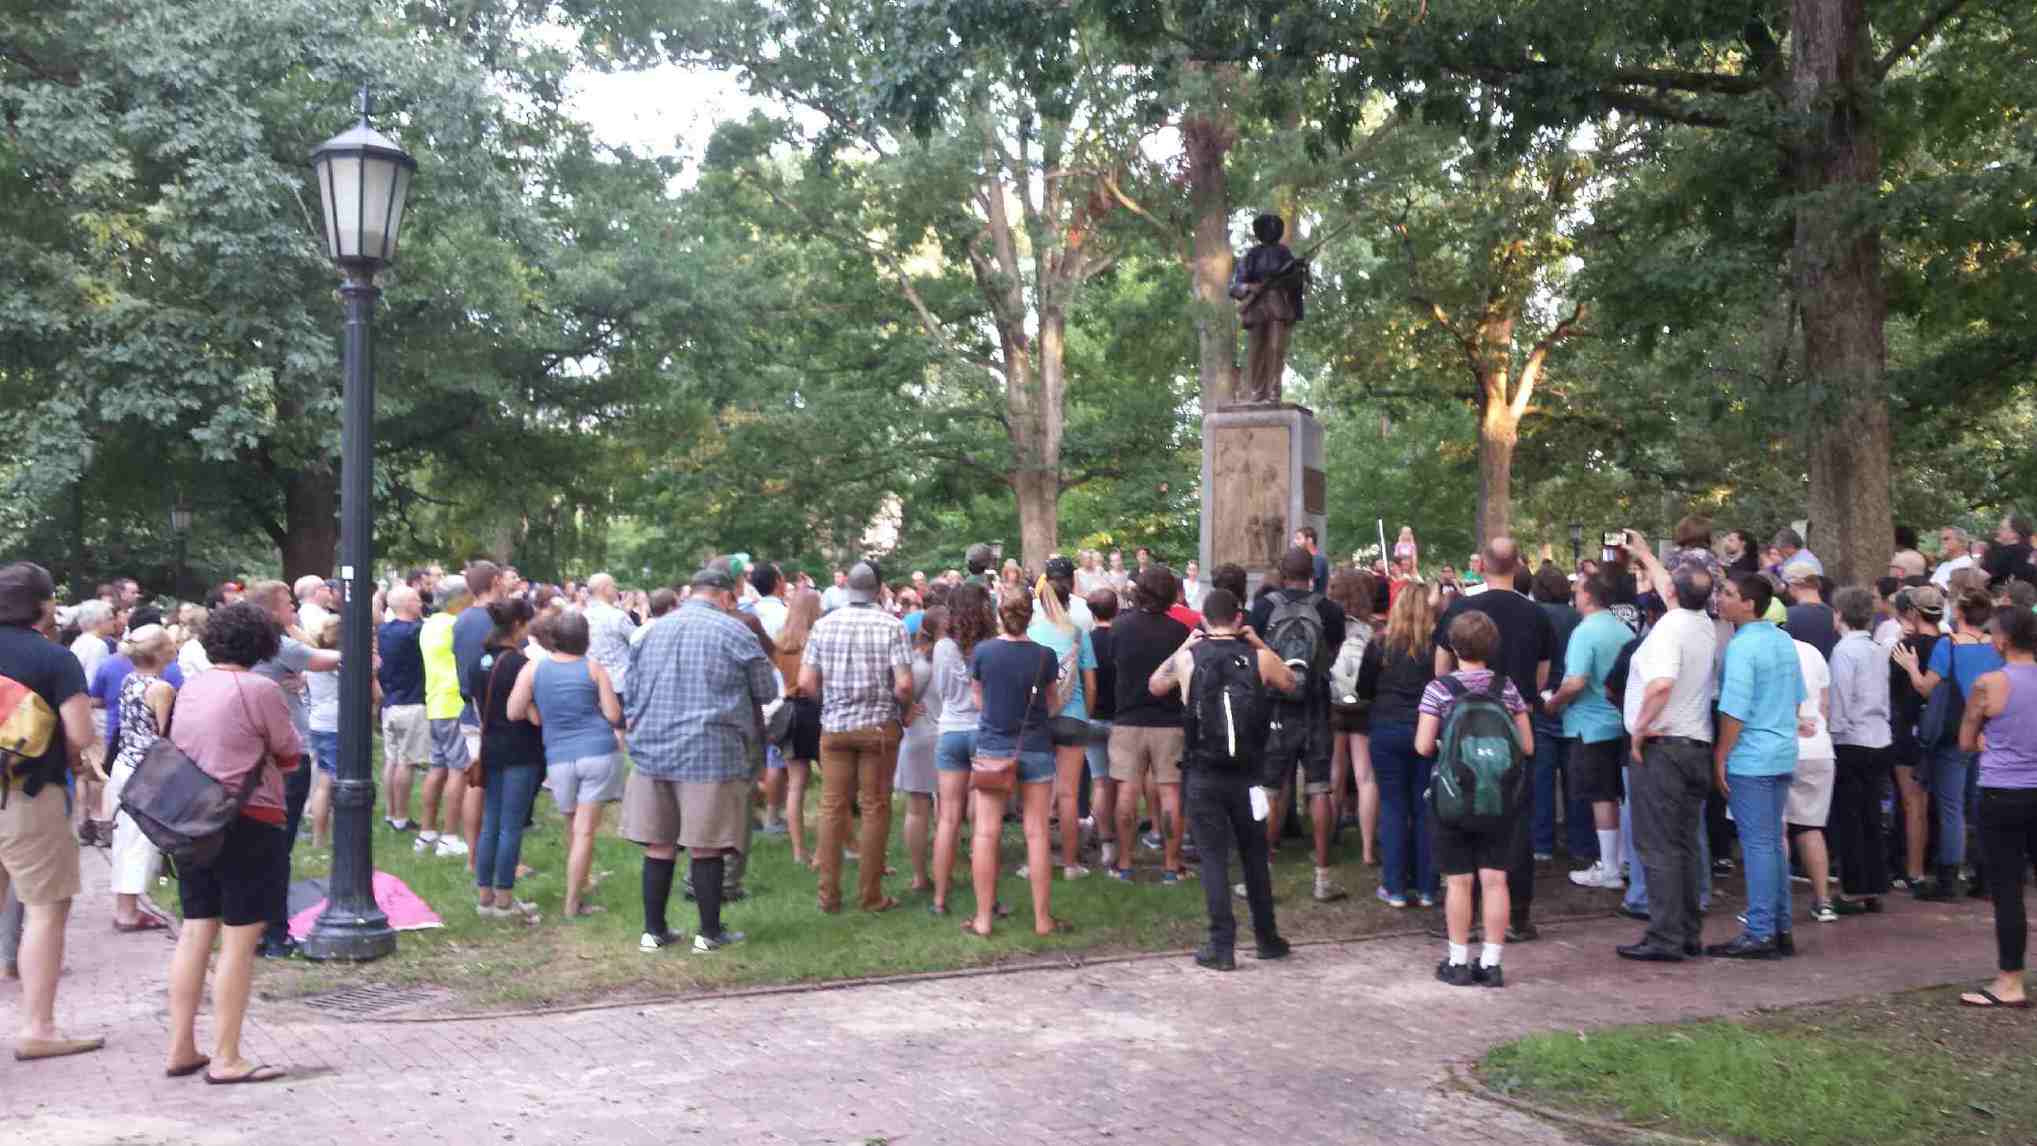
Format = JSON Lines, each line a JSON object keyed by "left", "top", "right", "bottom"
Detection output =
{"left": 1917, "top": 638, "right": 1969, "bottom": 750}
{"left": 119, "top": 673, "right": 272, "bottom": 868}
{"left": 972, "top": 646, "right": 1050, "bottom": 795}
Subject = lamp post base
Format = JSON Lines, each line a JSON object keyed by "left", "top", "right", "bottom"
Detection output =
{"left": 299, "top": 772, "right": 396, "bottom": 962}
{"left": 300, "top": 917, "right": 399, "bottom": 962}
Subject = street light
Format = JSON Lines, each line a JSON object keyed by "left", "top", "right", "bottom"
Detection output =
{"left": 1568, "top": 522, "right": 1583, "bottom": 569}
{"left": 169, "top": 497, "right": 191, "bottom": 600}
{"left": 300, "top": 88, "right": 414, "bottom": 962}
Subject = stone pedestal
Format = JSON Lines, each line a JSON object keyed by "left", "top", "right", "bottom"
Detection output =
{"left": 1199, "top": 402, "right": 1326, "bottom": 591}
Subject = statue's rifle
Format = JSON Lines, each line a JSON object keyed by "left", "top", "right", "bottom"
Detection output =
{"left": 1234, "top": 217, "right": 1363, "bottom": 309}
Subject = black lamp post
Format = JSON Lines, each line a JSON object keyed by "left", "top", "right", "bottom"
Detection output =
{"left": 1568, "top": 522, "right": 1583, "bottom": 569}
{"left": 300, "top": 89, "right": 414, "bottom": 962}
{"left": 169, "top": 497, "right": 191, "bottom": 600}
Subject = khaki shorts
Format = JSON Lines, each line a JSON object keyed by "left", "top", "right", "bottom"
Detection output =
{"left": 1109, "top": 724, "right": 1184, "bottom": 786}
{"left": 381, "top": 704, "right": 431, "bottom": 766}
{"left": 0, "top": 783, "right": 83, "bottom": 906}
{"left": 619, "top": 773, "right": 751, "bottom": 853}
{"left": 1786, "top": 756, "right": 1836, "bottom": 828}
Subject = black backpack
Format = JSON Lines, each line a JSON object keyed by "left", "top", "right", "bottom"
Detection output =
{"left": 1263, "top": 591, "right": 1328, "bottom": 697}
{"left": 1428, "top": 674, "right": 1526, "bottom": 833}
{"left": 1186, "top": 637, "right": 1270, "bottom": 771}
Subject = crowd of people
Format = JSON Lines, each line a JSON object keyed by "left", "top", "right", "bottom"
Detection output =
{"left": 6, "top": 509, "right": 2036, "bottom": 1075}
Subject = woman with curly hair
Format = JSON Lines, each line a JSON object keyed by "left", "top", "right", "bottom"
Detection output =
{"left": 929, "top": 583, "right": 994, "bottom": 914}
{"left": 163, "top": 601, "right": 303, "bottom": 1083}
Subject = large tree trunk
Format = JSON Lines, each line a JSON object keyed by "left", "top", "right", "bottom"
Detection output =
{"left": 1477, "top": 370, "right": 1518, "bottom": 546}
{"left": 1184, "top": 64, "right": 1239, "bottom": 414}
{"left": 1792, "top": 0, "right": 1891, "bottom": 585}
{"left": 280, "top": 465, "right": 339, "bottom": 581}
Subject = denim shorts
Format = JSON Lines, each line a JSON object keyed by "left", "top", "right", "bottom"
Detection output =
{"left": 1018, "top": 749, "right": 1056, "bottom": 785}
{"left": 308, "top": 729, "right": 340, "bottom": 776}
{"left": 936, "top": 730, "right": 976, "bottom": 774}
{"left": 1084, "top": 719, "right": 1113, "bottom": 780}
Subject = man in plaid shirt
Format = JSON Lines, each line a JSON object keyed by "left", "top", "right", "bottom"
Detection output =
{"left": 622, "top": 568, "right": 777, "bottom": 953}
{"left": 799, "top": 562, "right": 914, "bottom": 913}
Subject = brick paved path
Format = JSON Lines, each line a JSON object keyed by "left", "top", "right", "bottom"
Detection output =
{"left": 7, "top": 850, "right": 2007, "bottom": 1144}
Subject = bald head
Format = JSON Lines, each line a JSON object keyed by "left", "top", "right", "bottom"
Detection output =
{"left": 1484, "top": 537, "right": 1521, "bottom": 578}
{"left": 588, "top": 572, "right": 618, "bottom": 602}
{"left": 386, "top": 585, "right": 422, "bottom": 619}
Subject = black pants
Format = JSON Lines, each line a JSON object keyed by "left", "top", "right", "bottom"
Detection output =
{"left": 1631, "top": 737, "right": 1711, "bottom": 951}
{"left": 1832, "top": 745, "right": 1892, "bottom": 896}
{"left": 1186, "top": 768, "right": 1278, "bottom": 954}
{"left": 1978, "top": 787, "right": 2037, "bottom": 973}
{"left": 264, "top": 761, "right": 314, "bottom": 944}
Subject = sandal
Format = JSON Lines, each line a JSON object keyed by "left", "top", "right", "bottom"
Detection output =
{"left": 1960, "top": 989, "right": 2032, "bottom": 1009}
{"left": 959, "top": 920, "right": 994, "bottom": 939}
{"left": 568, "top": 904, "right": 605, "bottom": 918}
{"left": 205, "top": 1063, "right": 287, "bottom": 1085}
{"left": 166, "top": 1054, "right": 211, "bottom": 1078}
{"left": 113, "top": 914, "right": 169, "bottom": 933}
{"left": 863, "top": 896, "right": 901, "bottom": 914}
{"left": 1035, "top": 917, "right": 1074, "bottom": 936}
{"left": 927, "top": 902, "right": 949, "bottom": 917}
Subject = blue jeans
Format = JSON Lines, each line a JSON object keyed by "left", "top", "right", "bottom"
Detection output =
{"left": 1623, "top": 765, "right": 1712, "bottom": 914}
{"left": 1928, "top": 743, "right": 1971, "bottom": 865}
{"left": 1530, "top": 722, "right": 1597, "bottom": 859}
{"left": 1370, "top": 720, "right": 1436, "bottom": 900}
{"left": 1727, "top": 772, "right": 1793, "bottom": 940}
{"left": 476, "top": 765, "right": 543, "bottom": 891}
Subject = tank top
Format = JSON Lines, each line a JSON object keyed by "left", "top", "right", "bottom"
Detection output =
{"left": 1978, "top": 663, "right": 2037, "bottom": 790}
{"left": 530, "top": 657, "right": 618, "bottom": 762}
{"left": 114, "top": 671, "right": 163, "bottom": 772}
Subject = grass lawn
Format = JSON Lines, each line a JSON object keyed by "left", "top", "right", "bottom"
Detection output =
{"left": 1480, "top": 985, "right": 2037, "bottom": 1145}
{"left": 154, "top": 758, "right": 1620, "bottom": 1012}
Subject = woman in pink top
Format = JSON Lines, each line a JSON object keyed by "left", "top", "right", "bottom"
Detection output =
{"left": 162, "top": 602, "right": 302, "bottom": 1084}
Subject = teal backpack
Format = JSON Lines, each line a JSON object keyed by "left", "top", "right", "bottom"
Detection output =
{"left": 1429, "top": 674, "right": 1526, "bottom": 832}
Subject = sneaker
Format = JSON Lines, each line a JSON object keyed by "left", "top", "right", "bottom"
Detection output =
{"left": 1108, "top": 867, "right": 1134, "bottom": 882}
{"left": 1313, "top": 878, "right": 1349, "bottom": 903}
{"left": 413, "top": 831, "right": 440, "bottom": 853}
{"left": 1063, "top": 865, "right": 1092, "bottom": 881}
{"left": 477, "top": 904, "right": 512, "bottom": 919}
{"left": 385, "top": 817, "right": 414, "bottom": 832}
{"left": 692, "top": 930, "right": 746, "bottom": 953}
{"left": 435, "top": 837, "right": 470, "bottom": 859}
{"left": 1194, "top": 944, "right": 1237, "bottom": 972}
{"left": 639, "top": 929, "right": 683, "bottom": 952}
{"left": 1811, "top": 900, "right": 1839, "bottom": 923}
{"left": 1417, "top": 893, "right": 1438, "bottom": 909}
{"left": 1533, "top": 852, "right": 1553, "bottom": 862}
{"left": 1015, "top": 865, "right": 1031, "bottom": 881}
{"left": 1435, "top": 959, "right": 1477, "bottom": 987}
{"left": 1254, "top": 936, "right": 1292, "bottom": 960}
{"left": 1099, "top": 843, "right": 1118, "bottom": 870}
{"left": 760, "top": 820, "right": 789, "bottom": 836}
{"left": 1473, "top": 963, "right": 1506, "bottom": 988}
{"left": 1376, "top": 887, "right": 1409, "bottom": 908}
{"left": 1140, "top": 831, "right": 1163, "bottom": 852}
{"left": 1568, "top": 861, "right": 1626, "bottom": 890}
{"left": 1505, "top": 922, "right": 1540, "bottom": 943}
{"left": 1712, "top": 857, "right": 1736, "bottom": 874}
{"left": 1232, "top": 881, "right": 1249, "bottom": 900}
{"left": 1160, "top": 869, "right": 1185, "bottom": 886}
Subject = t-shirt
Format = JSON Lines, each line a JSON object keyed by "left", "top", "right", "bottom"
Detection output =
{"left": 1928, "top": 636, "right": 2004, "bottom": 700}
{"left": 1025, "top": 619, "right": 1097, "bottom": 720}
{"left": 971, "top": 638, "right": 1056, "bottom": 754}
{"left": 0, "top": 624, "right": 88, "bottom": 793}
{"left": 1311, "top": 551, "right": 1330, "bottom": 595}
{"left": 1785, "top": 603, "right": 1838, "bottom": 662}
{"left": 1088, "top": 626, "right": 1118, "bottom": 722}
{"left": 419, "top": 612, "right": 462, "bottom": 720}
{"left": 1112, "top": 610, "right": 1191, "bottom": 727}
{"left": 1794, "top": 640, "right": 1834, "bottom": 761}
{"left": 452, "top": 605, "right": 493, "bottom": 723}
{"left": 308, "top": 666, "right": 340, "bottom": 733}
{"left": 167, "top": 668, "right": 302, "bottom": 825}
{"left": 1719, "top": 622, "right": 1807, "bottom": 777}
{"left": 71, "top": 632, "right": 110, "bottom": 685}
{"left": 1621, "top": 608, "right": 1717, "bottom": 743}
{"left": 1248, "top": 588, "right": 1348, "bottom": 704}
{"left": 376, "top": 618, "right": 426, "bottom": 707}
{"left": 251, "top": 634, "right": 317, "bottom": 737}
{"left": 753, "top": 595, "right": 789, "bottom": 640}
{"left": 932, "top": 638, "right": 982, "bottom": 735}
{"left": 1417, "top": 668, "right": 1528, "bottom": 722}
{"left": 1433, "top": 589, "right": 1556, "bottom": 713}
{"left": 1560, "top": 610, "right": 1629, "bottom": 744}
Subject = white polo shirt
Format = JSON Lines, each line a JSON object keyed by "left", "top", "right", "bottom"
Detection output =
{"left": 1622, "top": 607, "right": 1718, "bottom": 742}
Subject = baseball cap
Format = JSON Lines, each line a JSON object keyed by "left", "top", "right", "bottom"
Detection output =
{"left": 690, "top": 567, "right": 736, "bottom": 591}
{"left": 1044, "top": 555, "right": 1076, "bottom": 581}
{"left": 1908, "top": 585, "right": 1945, "bottom": 618}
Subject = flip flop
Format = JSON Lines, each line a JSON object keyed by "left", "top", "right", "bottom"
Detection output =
{"left": 959, "top": 920, "right": 994, "bottom": 939}
{"left": 166, "top": 1055, "right": 211, "bottom": 1078}
{"left": 863, "top": 896, "right": 901, "bottom": 914}
{"left": 205, "top": 1064, "right": 287, "bottom": 1085}
{"left": 1034, "top": 917, "right": 1074, "bottom": 937}
{"left": 1960, "top": 989, "right": 2032, "bottom": 1009}
{"left": 14, "top": 1036, "right": 105, "bottom": 1061}
{"left": 568, "top": 904, "right": 605, "bottom": 918}
{"left": 113, "top": 914, "right": 169, "bottom": 933}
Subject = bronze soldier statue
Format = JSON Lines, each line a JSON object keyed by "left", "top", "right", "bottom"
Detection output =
{"left": 1229, "top": 213, "right": 1305, "bottom": 404}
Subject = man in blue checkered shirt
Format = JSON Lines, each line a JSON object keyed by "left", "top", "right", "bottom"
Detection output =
{"left": 622, "top": 568, "right": 777, "bottom": 954}
{"left": 799, "top": 562, "right": 914, "bottom": 913}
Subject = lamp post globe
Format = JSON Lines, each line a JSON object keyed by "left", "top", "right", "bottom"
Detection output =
{"left": 1568, "top": 521, "right": 1584, "bottom": 568}
{"left": 300, "top": 88, "right": 412, "bottom": 963}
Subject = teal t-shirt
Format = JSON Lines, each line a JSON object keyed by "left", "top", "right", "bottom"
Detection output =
{"left": 1560, "top": 610, "right": 1629, "bottom": 744}
{"left": 1719, "top": 622, "right": 1808, "bottom": 776}
{"left": 1025, "top": 618, "right": 1097, "bottom": 720}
